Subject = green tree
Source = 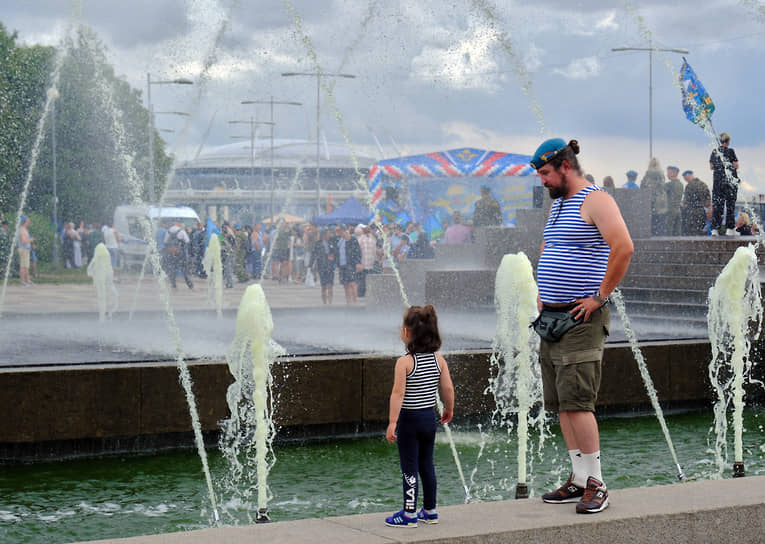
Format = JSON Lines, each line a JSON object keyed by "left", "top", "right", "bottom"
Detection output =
{"left": 0, "top": 23, "right": 172, "bottom": 250}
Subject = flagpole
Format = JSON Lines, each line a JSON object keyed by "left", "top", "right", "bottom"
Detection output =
{"left": 612, "top": 43, "right": 689, "bottom": 161}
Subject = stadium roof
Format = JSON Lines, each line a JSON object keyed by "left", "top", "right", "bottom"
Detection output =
{"left": 177, "top": 139, "right": 377, "bottom": 170}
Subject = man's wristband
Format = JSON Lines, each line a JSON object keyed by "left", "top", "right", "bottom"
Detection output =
{"left": 592, "top": 291, "right": 608, "bottom": 305}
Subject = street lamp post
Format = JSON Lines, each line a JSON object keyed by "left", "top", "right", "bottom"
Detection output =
{"left": 241, "top": 98, "right": 302, "bottom": 223}
{"left": 229, "top": 118, "right": 275, "bottom": 181}
{"left": 612, "top": 41, "right": 688, "bottom": 161}
{"left": 146, "top": 74, "right": 193, "bottom": 202}
{"left": 47, "top": 87, "right": 60, "bottom": 269}
{"left": 281, "top": 71, "right": 355, "bottom": 215}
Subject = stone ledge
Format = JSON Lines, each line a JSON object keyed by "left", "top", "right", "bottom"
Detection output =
{"left": 80, "top": 475, "right": 765, "bottom": 544}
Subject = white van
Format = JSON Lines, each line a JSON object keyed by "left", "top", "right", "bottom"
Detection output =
{"left": 113, "top": 205, "right": 200, "bottom": 269}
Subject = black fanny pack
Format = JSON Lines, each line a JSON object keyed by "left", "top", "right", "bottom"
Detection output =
{"left": 531, "top": 308, "right": 583, "bottom": 342}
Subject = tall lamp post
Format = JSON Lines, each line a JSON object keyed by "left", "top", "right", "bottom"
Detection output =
{"left": 241, "top": 98, "right": 302, "bottom": 223}
{"left": 47, "top": 87, "right": 60, "bottom": 269}
{"left": 146, "top": 74, "right": 193, "bottom": 202}
{"left": 229, "top": 117, "right": 275, "bottom": 180}
{"left": 612, "top": 41, "right": 688, "bottom": 161}
{"left": 281, "top": 71, "right": 356, "bottom": 215}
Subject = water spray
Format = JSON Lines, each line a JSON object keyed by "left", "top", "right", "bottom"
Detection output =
{"left": 708, "top": 245, "right": 762, "bottom": 479}
{"left": 218, "top": 284, "right": 283, "bottom": 524}
{"left": 611, "top": 290, "right": 688, "bottom": 482}
{"left": 490, "top": 253, "right": 545, "bottom": 500}
{"left": 437, "top": 394, "right": 472, "bottom": 503}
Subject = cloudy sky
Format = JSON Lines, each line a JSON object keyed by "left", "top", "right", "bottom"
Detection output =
{"left": 3, "top": 0, "right": 765, "bottom": 195}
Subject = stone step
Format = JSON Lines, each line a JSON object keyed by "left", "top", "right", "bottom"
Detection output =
{"left": 634, "top": 237, "right": 763, "bottom": 253}
{"left": 626, "top": 262, "right": 725, "bottom": 278}
{"left": 619, "top": 300, "right": 709, "bottom": 319}
{"left": 620, "top": 286, "right": 708, "bottom": 304}
{"left": 621, "top": 274, "right": 716, "bottom": 290}
{"left": 630, "top": 250, "right": 742, "bottom": 265}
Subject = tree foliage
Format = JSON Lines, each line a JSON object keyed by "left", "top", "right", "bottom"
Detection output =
{"left": 0, "top": 22, "right": 172, "bottom": 231}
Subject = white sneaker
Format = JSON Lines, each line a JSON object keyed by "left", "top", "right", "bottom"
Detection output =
{"left": 725, "top": 228, "right": 740, "bottom": 236}
{"left": 710, "top": 229, "right": 720, "bottom": 236}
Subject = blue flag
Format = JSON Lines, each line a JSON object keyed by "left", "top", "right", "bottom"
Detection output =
{"left": 680, "top": 57, "right": 715, "bottom": 128}
{"left": 205, "top": 217, "right": 220, "bottom": 247}
{"left": 423, "top": 214, "right": 444, "bottom": 241}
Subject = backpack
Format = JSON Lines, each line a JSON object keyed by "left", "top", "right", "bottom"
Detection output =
{"left": 165, "top": 229, "right": 182, "bottom": 255}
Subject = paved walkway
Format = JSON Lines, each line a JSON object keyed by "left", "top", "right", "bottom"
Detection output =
{"left": 0, "top": 274, "right": 342, "bottom": 315}
{"left": 81, "top": 475, "right": 765, "bottom": 543}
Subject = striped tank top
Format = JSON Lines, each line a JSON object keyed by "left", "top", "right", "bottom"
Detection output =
{"left": 537, "top": 185, "right": 610, "bottom": 304}
{"left": 401, "top": 352, "right": 442, "bottom": 410}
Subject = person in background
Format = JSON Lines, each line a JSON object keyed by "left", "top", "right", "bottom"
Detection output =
{"left": 356, "top": 224, "right": 376, "bottom": 297}
{"left": 622, "top": 170, "right": 639, "bottom": 189}
{"left": 680, "top": 170, "right": 711, "bottom": 236}
{"left": 709, "top": 132, "right": 740, "bottom": 236}
{"left": 191, "top": 221, "right": 207, "bottom": 278}
{"left": 87, "top": 223, "right": 103, "bottom": 263}
{"left": 665, "top": 166, "right": 684, "bottom": 236}
{"left": 735, "top": 212, "right": 752, "bottom": 236}
{"left": 102, "top": 221, "right": 121, "bottom": 271}
{"left": 472, "top": 184, "right": 503, "bottom": 227}
{"left": 335, "top": 224, "right": 361, "bottom": 304}
{"left": 443, "top": 211, "right": 472, "bottom": 244}
{"left": 384, "top": 305, "right": 454, "bottom": 528}
{"left": 271, "top": 222, "right": 291, "bottom": 283}
{"left": 17, "top": 215, "right": 34, "bottom": 286}
{"left": 164, "top": 220, "right": 194, "bottom": 289}
{"left": 601, "top": 176, "right": 615, "bottom": 194}
{"left": 309, "top": 227, "right": 336, "bottom": 304}
{"left": 640, "top": 158, "right": 668, "bottom": 236}
{"left": 249, "top": 222, "right": 264, "bottom": 280}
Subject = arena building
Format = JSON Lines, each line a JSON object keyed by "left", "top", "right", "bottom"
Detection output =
{"left": 166, "top": 139, "right": 377, "bottom": 224}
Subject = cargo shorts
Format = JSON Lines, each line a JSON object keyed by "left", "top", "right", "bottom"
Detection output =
{"left": 540, "top": 304, "right": 609, "bottom": 412}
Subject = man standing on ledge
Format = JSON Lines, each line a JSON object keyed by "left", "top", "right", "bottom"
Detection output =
{"left": 530, "top": 138, "right": 634, "bottom": 514}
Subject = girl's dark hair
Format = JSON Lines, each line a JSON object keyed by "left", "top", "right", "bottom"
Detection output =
{"left": 403, "top": 305, "right": 442, "bottom": 355}
{"left": 549, "top": 139, "right": 583, "bottom": 175}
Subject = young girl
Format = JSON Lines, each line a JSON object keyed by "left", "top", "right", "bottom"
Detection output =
{"left": 385, "top": 305, "right": 455, "bottom": 528}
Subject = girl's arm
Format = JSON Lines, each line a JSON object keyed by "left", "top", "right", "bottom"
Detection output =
{"left": 436, "top": 352, "right": 455, "bottom": 424}
{"left": 386, "top": 355, "right": 412, "bottom": 443}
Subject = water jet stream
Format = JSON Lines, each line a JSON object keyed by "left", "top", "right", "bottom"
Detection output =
{"left": 707, "top": 245, "right": 762, "bottom": 477}
{"left": 490, "top": 253, "right": 547, "bottom": 498}
{"left": 611, "top": 290, "right": 686, "bottom": 480}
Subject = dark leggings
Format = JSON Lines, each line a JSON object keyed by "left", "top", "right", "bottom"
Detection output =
{"left": 396, "top": 407, "right": 438, "bottom": 513}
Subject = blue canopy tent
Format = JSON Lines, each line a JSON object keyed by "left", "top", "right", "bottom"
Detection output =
{"left": 312, "top": 196, "right": 373, "bottom": 226}
{"left": 368, "top": 148, "right": 536, "bottom": 227}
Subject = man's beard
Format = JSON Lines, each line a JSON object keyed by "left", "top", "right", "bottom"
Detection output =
{"left": 547, "top": 174, "right": 568, "bottom": 199}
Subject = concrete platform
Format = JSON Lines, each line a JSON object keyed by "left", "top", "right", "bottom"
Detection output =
{"left": 80, "top": 475, "right": 765, "bottom": 543}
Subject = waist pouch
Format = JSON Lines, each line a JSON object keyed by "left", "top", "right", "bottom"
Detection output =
{"left": 532, "top": 308, "right": 583, "bottom": 342}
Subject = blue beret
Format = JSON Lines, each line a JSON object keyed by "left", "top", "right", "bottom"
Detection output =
{"left": 480, "top": 184, "right": 491, "bottom": 191}
{"left": 626, "top": 170, "right": 638, "bottom": 178}
{"left": 683, "top": 170, "right": 693, "bottom": 176}
{"left": 530, "top": 138, "right": 567, "bottom": 170}
{"left": 20, "top": 215, "right": 27, "bottom": 224}
{"left": 667, "top": 166, "right": 679, "bottom": 172}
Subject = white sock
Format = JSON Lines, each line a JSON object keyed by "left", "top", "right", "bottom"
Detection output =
{"left": 581, "top": 451, "right": 604, "bottom": 486}
{"left": 568, "top": 449, "right": 586, "bottom": 487}
{"left": 425, "top": 508, "right": 437, "bottom": 514}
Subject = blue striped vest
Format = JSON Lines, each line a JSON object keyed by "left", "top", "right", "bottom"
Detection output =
{"left": 538, "top": 185, "right": 610, "bottom": 304}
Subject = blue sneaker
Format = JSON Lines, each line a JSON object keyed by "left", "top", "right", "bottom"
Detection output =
{"left": 417, "top": 507, "right": 439, "bottom": 524}
{"left": 385, "top": 509, "right": 417, "bottom": 528}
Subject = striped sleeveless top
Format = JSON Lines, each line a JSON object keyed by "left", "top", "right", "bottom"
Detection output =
{"left": 537, "top": 185, "right": 610, "bottom": 304}
{"left": 401, "top": 352, "right": 442, "bottom": 410}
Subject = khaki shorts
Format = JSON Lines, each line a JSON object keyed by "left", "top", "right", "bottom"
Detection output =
{"left": 540, "top": 304, "right": 609, "bottom": 412}
{"left": 17, "top": 248, "right": 30, "bottom": 269}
